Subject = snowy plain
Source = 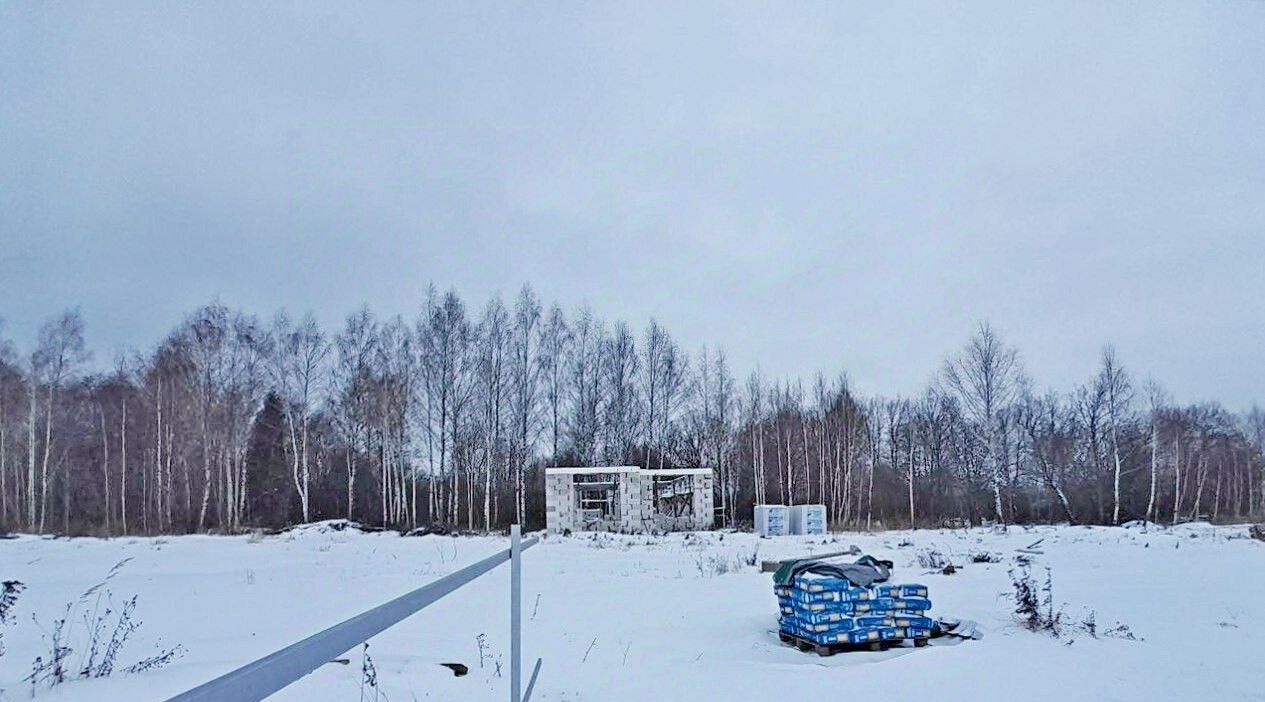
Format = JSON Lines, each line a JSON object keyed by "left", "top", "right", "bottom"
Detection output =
{"left": 2, "top": 522, "right": 1263, "bottom": 702}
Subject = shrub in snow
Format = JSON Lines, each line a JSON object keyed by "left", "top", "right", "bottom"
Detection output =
{"left": 1101, "top": 622, "right": 1139, "bottom": 640}
{"left": 1006, "top": 566, "right": 1037, "bottom": 632}
{"left": 24, "top": 562, "right": 184, "bottom": 693}
{"left": 360, "top": 643, "right": 381, "bottom": 702}
{"left": 743, "top": 544, "right": 759, "bottom": 567}
{"left": 1010, "top": 565, "right": 1063, "bottom": 636}
{"left": 694, "top": 553, "right": 745, "bottom": 577}
{"left": 1009, "top": 566, "right": 1140, "bottom": 643}
{"left": 0, "top": 580, "right": 24, "bottom": 660}
{"left": 916, "top": 548, "right": 949, "bottom": 570}
{"left": 27, "top": 592, "right": 186, "bottom": 691}
{"left": 1080, "top": 609, "right": 1096, "bottom": 638}
{"left": 476, "top": 632, "right": 489, "bottom": 669}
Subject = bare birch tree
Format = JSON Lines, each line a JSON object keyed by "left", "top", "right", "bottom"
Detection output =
{"left": 269, "top": 311, "right": 330, "bottom": 523}
{"left": 28, "top": 310, "right": 89, "bottom": 532}
{"left": 567, "top": 308, "right": 604, "bottom": 465}
{"left": 1143, "top": 380, "right": 1170, "bottom": 523}
{"left": 1097, "top": 345, "right": 1134, "bottom": 524}
{"left": 0, "top": 322, "right": 21, "bottom": 528}
{"left": 508, "top": 285, "right": 543, "bottom": 523}
{"left": 745, "top": 371, "right": 767, "bottom": 506}
{"left": 332, "top": 307, "right": 378, "bottom": 520}
{"left": 942, "top": 322, "right": 1025, "bottom": 524}
{"left": 476, "top": 296, "right": 509, "bottom": 530}
{"left": 601, "top": 322, "right": 640, "bottom": 465}
{"left": 538, "top": 305, "right": 568, "bottom": 464}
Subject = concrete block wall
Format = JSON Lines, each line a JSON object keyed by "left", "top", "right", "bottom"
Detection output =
{"left": 546, "top": 468, "right": 715, "bottom": 534}
{"left": 694, "top": 473, "right": 714, "bottom": 530}
{"left": 545, "top": 472, "right": 576, "bottom": 534}
{"left": 637, "top": 473, "right": 715, "bottom": 532}
{"left": 639, "top": 477, "right": 685, "bottom": 532}
{"left": 616, "top": 472, "right": 642, "bottom": 532}
{"left": 637, "top": 475, "right": 654, "bottom": 531}
{"left": 547, "top": 471, "right": 646, "bottom": 534}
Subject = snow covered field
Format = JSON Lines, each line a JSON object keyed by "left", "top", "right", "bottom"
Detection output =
{"left": 2, "top": 522, "right": 1263, "bottom": 702}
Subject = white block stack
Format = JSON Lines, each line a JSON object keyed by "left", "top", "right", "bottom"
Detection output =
{"left": 789, "top": 504, "right": 827, "bottom": 535}
{"left": 755, "top": 504, "right": 789, "bottom": 536}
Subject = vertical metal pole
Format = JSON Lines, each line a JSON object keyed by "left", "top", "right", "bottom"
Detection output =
{"left": 510, "top": 523, "right": 522, "bottom": 702}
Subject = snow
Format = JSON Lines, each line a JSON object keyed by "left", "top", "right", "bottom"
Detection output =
{"left": 2, "top": 522, "right": 1263, "bottom": 701}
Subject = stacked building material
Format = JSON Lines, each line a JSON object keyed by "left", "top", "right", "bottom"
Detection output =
{"left": 776, "top": 573, "right": 933, "bottom": 649}
{"left": 754, "top": 505, "right": 789, "bottom": 536}
{"left": 788, "top": 504, "right": 827, "bottom": 535}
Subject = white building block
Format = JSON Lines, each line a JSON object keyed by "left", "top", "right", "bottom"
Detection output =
{"left": 754, "top": 504, "right": 789, "bottom": 536}
{"left": 788, "top": 504, "right": 827, "bottom": 535}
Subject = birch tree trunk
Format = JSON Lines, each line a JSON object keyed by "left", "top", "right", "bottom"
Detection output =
{"left": 0, "top": 417, "right": 6, "bottom": 526}
{"left": 287, "top": 412, "right": 308, "bottom": 522}
{"left": 198, "top": 411, "right": 212, "bottom": 531}
{"left": 866, "top": 455, "right": 875, "bottom": 531}
{"left": 1172, "top": 432, "right": 1181, "bottom": 525}
{"left": 1190, "top": 455, "right": 1208, "bottom": 520}
{"left": 907, "top": 429, "right": 915, "bottom": 528}
{"left": 1146, "top": 421, "right": 1158, "bottom": 522}
{"left": 1111, "top": 425, "right": 1123, "bottom": 525}
{"left": 38, "top": 383, "right": 55, "bottom": 533}
{"left": 989, "top": 430, "right": 1003, "bottom": 522}
{"left": 100, "top": 406, "right": 110, "bottom": 533}
{"left": 27, "top": 387, "right": 36, "bottom": 530}
{"left": 120, "top": 399, "right": 127, "bottom": 534}
{"left": 346, "top": 443, "right": 355, "bottom": 520}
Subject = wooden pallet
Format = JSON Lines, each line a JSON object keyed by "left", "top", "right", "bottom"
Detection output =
{"left": 778, "top": 631, "right": 928, "bottom": 656}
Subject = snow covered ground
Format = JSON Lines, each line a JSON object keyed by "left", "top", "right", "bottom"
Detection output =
{"left": 2, "top": 521, "right": 1263, "bottom": 701}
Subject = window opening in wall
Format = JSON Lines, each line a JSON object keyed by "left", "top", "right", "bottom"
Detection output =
{"left": 652, "top": 474, "right": 694, "bottom": 518}
{"left": 574, "top": 473, "right": 619, "bottom": 525}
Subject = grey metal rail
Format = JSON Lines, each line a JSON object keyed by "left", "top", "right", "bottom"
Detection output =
{"left": 165, "top": 532, "right": 540, "bottom": 702}
{"left": 522, "top": 656, "right": 544, "bottom": 702}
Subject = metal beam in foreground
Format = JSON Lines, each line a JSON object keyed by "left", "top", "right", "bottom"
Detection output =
{"left": 522, "top": 657, "right": 544, "bottom": 702}
{"left": 510, "top": 524, "right": 522, "bottom": 702}
{"left": 511, "top": 524, "right": 545, "bottom": 702}
{"left": 166, "top": 534, "right": 539, "bottom": 702}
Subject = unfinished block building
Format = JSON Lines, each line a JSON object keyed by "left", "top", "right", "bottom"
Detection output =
{"left": 544, "top": 466, "right": 714, "bottom": 534}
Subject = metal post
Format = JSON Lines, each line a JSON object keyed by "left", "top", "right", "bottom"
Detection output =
{"left": 510, "top": 523, "right": 522, "bottom": 702}
{"left": 166, "top": 535, "right": 537, "bottom": 702}
{"left": 522, "top": 657, "right": 543, "bottom": 702}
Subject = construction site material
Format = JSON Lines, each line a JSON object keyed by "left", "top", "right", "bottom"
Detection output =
{"left": 774, "top": 556, "right": 933, "bottom": 655}
{"left": 774, "top": 554, "right": 893, "bottom": 588}
{"left": 788, "top": 504, "right": 827, "bottom": 535}
{"left": 754, "top": 504, "right": 789, "bottom": 537}
{"left": 934, "top": 618, "right": 985, "bottom": 640}
{"left": 759, "top": 545, "right": 862, "bottom": 573}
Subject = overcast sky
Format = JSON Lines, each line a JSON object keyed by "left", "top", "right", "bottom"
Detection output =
{"left": 2, "top": 1, "right": 1262, "bottom": 408}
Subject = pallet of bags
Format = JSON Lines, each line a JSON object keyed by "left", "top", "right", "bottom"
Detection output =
{"left": 774, "top": 564, "right": 934, "bottom": 655}
{"left": 778, "top": 617, "right": 930, "bottom": 655}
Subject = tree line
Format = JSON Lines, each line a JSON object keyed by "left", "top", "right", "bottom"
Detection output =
{"left": 1, "top": 286, "right": 1262, "bottom": 535}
